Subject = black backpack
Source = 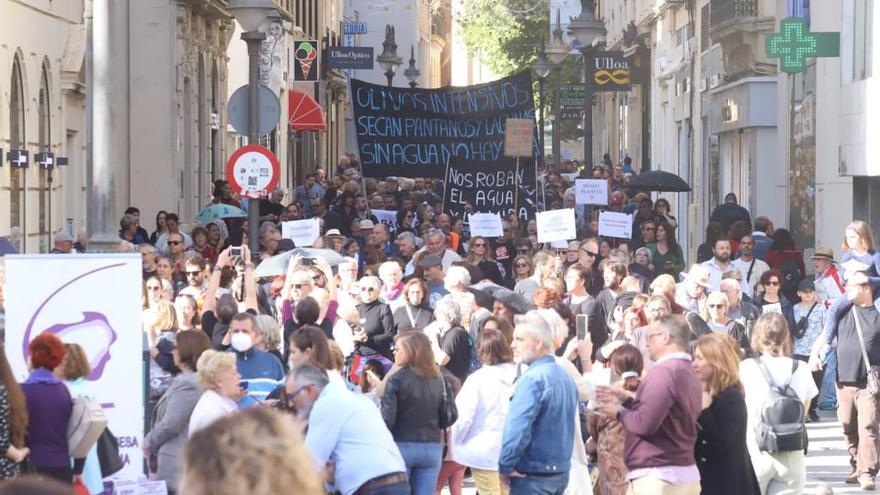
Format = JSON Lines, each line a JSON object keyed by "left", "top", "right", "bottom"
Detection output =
{"left": 754, "top": 358, "right": 808, "bottom": 453}
{"left": 778, "top": 259, "right": 802, "bottom": 299}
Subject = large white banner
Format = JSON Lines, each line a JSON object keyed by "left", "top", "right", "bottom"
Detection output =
{"left": 5, "top": 254, "right": 145, "bottom": 477}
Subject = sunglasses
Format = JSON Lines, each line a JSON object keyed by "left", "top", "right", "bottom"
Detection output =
{"left": 707, "top": 304, "right": 725, "bottom": 309}
{"left": 765, "top": 281, "right": 780, "bottom": 286}
{"left": 580, "top": 250, "right": 599, "bottom": 257}
{"left": 167, "top": 241, "right": 182, "bottom": 246}
{"left": 360, "top": 287, "right": 376, "bottom": 292}
{"left": 472, "top": 242, "right": 486, "bottom": 247}
{"left": 186, "top": 271, "right": 201, "bottom": 277}
{"left": 293, "top": 284, "right": 305, "bottom": 289}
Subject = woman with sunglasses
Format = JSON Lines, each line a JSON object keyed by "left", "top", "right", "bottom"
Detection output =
{"left": 701, "top": 291, "right": 750, "bottom": 354}
{"left": 653, "top": 198, "right": 677, "bottom": 229}
{"left": 354, "top": 276, "right": 396, "bottom": 360}
{"left": 395, "top": 208, "right": 416, "bottom": 236}
{"left": 465, "top": 236, "right": 504, "bottom": 285}
{"left": 510, "top": 255, "right": 533, "bottom": 287}
{"left": 393, "top": 279, "right": 435, "bottom": 333}
{"left": 753, "top": 269, "right": 797, "bottom": 336}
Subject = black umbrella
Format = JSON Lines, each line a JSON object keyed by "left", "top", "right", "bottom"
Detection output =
{"left": 626, "top": 170, "right": 692, "bottom": 192}
{"left": 468, "top": 281, "right": 535, "bottom": 314}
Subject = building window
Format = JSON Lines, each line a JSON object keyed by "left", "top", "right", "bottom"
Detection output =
{"left": 845, "top": 0, "right": 874, "bottom": 81}
{"left": 39, "top": 64, "right": 51, "bottom": 250}
{"left": 9, "top": 57, "right": 25, "bottom": 238}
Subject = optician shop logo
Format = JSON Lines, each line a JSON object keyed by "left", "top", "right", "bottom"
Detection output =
{"left": 22, "top": 263, "right": 123, "bottom": 380}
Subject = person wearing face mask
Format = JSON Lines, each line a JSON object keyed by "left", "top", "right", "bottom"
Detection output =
{"left": 355, "top": 276, "right": 396, "bottom": 360}
{"left": 225, "top": 312, "right": 284, "bottom": 403}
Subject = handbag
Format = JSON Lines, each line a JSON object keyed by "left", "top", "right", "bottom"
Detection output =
{"left": 96, "top": 428, "right": 125, "bottom": 478}
{"left": 852, "top": 308, "right": 880, "bottom": 398}
{"left": 437, "top": 373, "right": 458, "bottom": 429}
{"left": 67, "top": 395, "right": 108, "bottom": 457}
{"left": 793, "top": 302, "right": 818, "bottom": 340}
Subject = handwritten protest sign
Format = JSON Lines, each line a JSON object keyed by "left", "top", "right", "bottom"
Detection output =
{"left": 504, "top": 118, "right": 534, "bottom": 157}
{"left": 467, "top": 213, "right": 504, "bottom": 238}
{"left": 443, "top": 157, "right": 537, "bottom": 222}
{"left": 281, "top": 218, "right": 320, "bottom": 247}
{"left": 536, "top": 209, "right": 576, "bottom": 243}
{"left": 575, "top": 179, "right": 608, "bottom": 205}
{"left": 598, "top": 211, "right": 633, "bottom": 239}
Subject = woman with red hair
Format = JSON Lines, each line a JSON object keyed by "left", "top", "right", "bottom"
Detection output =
{"left": 21, "top": 333, "right": 83, "bottom": 484}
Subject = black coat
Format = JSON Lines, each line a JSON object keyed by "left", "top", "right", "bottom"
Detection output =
{"left": 393, "top": 304, "right": 434, "bottom": 333}
{"left": 695, "top": 386, "right": 761, "bottom": 495}
{"left": 357, "top": 300, "right": 396, "bottom": 359}
{"left": 754, "top": 294, "right": 797, "bottom": 339}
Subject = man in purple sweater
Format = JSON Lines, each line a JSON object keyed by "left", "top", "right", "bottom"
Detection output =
{"left": 596, "top": 314, "right": 702, "bottom": 495}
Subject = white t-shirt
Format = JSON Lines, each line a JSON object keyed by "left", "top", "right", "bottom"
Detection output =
{"left": 739, "top": 356, "right": 818, "bottom": 455}
{"left": 732, "top": 258, "right": 770, "bottom": 298}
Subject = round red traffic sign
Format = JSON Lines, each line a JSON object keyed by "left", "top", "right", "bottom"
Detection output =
{"left": 225, "top": 145, "right": 280, "bottom": 200}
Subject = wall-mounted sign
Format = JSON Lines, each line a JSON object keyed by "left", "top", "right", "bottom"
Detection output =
{"left": 342, "top": 22, "right": 368, "bottom": 35}
{"left": 327, "top": 47, "right": 374, "bottom": 70}
{"left": 293, "top": 40, "right": 319, "bottom": 82}
{"left": 559, "top": 84, "right": 585, "bottom": 107}
{"left": 591, "top": 51, "right": 631, "bottom": 92}
{"left": 559, "top": 108, "right": 584, "bottom": 120}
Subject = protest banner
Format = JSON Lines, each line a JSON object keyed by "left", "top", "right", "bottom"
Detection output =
{"left": 372, "top": 209, "right": 399, "bottom": 232}
{"left": 282, "top": 218, "right": 320, "bottom": 247}
{"left": 351, "top": 71, "right": 537, "bottom": 179}
{"left": 575, "top": 179, "right": 608, "bottom": 205}
{"left": 467, "top": 213, "right": 504, "bottom": 238}
{"left": 536, "top": 209, "right": 576, "bottom": 243}
{"left": 5, "top": 254, "right": 145, "bottom": 477}
{"left": 598, "top": 211, "right": 633, "bottom": 239}
{"left": 443, "top": 156, "right": 537, "bottom": 222}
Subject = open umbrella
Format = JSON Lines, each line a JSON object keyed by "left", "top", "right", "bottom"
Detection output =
{"left": 625, "top": 170, "right": 692, "bottom": 192}
{"left": 253, "top": 247, "right": 347, "bottom": 278}
{"left": 195, "top": 204, "right": 247, "bottom": 225}
{"left": 469, "top": 281, "right": 535, "bottom": 314}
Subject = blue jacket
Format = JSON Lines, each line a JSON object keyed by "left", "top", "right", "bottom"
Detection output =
{"left": 230, "top": 347, "right": 285, "bottom": 401}
{"left": 499, "top": 355, "right": 577, "bottom": 475}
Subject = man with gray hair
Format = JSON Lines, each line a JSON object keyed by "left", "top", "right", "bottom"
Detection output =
{"left": 595, "top": 314, "right": 703, "bottom": 495}
{"left": 499, "top": 311, "right": 578, "bottom": 494}
{"left": 289, "top": 364, "right": 409, "bottom": 495}
{"left": 415, "top": 228, "right": 461, "bottom": 271}
{"left": 258, "top": 186, "right": 286, "bottom": 223}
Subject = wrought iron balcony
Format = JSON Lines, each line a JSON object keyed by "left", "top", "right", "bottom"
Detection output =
{"left": 709, "top": 0, "right": 758, "bottom": 28}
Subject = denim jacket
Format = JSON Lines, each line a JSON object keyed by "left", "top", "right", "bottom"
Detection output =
{"left": 499, "top": 355, "right": 577, "bottom": 475}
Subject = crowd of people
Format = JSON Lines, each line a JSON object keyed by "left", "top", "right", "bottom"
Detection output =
{"left": 0, "top": 154, "right": 879, "bottom": 495}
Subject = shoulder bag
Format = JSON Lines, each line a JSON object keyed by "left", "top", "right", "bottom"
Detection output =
{"left": 852, "top": 308, "right": 880, "bottom": 398}
{"left": 793, "top": 302, "right": 818, "bottom": 340}
{"left": 437, "top": 373, "right": 458, "bottom": 428}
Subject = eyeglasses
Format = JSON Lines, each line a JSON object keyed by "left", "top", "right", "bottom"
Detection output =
{"left": 765, "top": 281, "right": 780, "bottom": 286}
{"left": 707, "top": 304, "right": 726, "bottom": 309}
{"left": 360, "top": 287, "right": 376, "bottom": 292}
{"left": 168, "top": 241, "right": 182, "bottom": 246}
{"left": 293, "top": 284, "right": 305, "bottom": 289}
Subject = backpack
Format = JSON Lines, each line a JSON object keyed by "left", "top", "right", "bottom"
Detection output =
{"left": 753, "top": 358, "right": 807, "bottom": 453}
{"left": 778, "top": 258, "right": 802, "bottom": 299}
{"left": 67, "top": 395, "right": 108, "bottom": 458}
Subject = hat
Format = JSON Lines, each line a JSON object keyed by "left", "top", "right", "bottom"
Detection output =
{"left": 797, "top": 279, "right": 816, "bottom": 292}
{"left": 681, "top": 265, "right": 711, "bottom": 288}
{"left": 359, "top": 219, "right": 375, "bottom": 230}
{"left": 277, "top": 238, "right": 295, "bottom": 252}
{"left": 325, "top": 229, "right": 343, "bottom": 238}
{"left": 54, "top": 232, "right": 74, "bottom": 243}
{"left": 811, "top": 247, "right": 835, "bottom": 261}
{"left": 417, "top": 254, "right": 442, "bottom": 269}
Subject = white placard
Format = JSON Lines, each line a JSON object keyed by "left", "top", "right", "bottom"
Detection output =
{"left": 468, "top": 213, "right": 503, "bottom": 238}
{"left": 536, "top": 209, "right": 577, "bottom": 243}
{"left": 761, "top": 303, "right": 783, "bottom": 315}
{"left": 598, "top": 211, "right": 633, "bottom": 239}
{"left": 5, "top": 254, "right": 145, "bottom": 477}
{"left": 575, "top": 179, "right": 609, "bottom": 205}
{"left": 282, "top": 218, "right": 320, "bottom": 247}
{"left": 550, "top": 239, "right": 570, "bottom": 249}
{"left": 372, "top": 209, "right": 399, "bottom": 232}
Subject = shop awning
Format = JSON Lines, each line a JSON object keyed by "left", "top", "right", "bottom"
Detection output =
{"left": 288, "top": 90, "right": 327, "bottom": 132}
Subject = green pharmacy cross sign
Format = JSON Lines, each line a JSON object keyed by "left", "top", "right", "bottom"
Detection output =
{"left": 766, "top": 17, "right": 840, "bottom": 74}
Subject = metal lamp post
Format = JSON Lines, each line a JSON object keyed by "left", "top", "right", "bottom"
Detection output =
{"left": 404, "top": 46, "right": 421, "bottom": 88}
{"left": 545, "top": 9, "right": 570, "bottom": 168}
{"left": 567, "top": 0, "right": 606, "bottom": 167}
{"left": 376, "top": 25, "right": 403, "bottom": 87}
{"left": 532, "top": 39, "right": 551, "bottom": 171}
{"left": 227, "top": 0, "right": 276, "bottom": 258}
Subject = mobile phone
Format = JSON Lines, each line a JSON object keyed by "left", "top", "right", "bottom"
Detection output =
{"left": 576, "top": 314, "right": 588, "bottom": 340}
{"left": 239, "top": 381, "right": 249, "bottom": 390}
{"left": 229, "top": 246, "right": 242, "bottom": 257}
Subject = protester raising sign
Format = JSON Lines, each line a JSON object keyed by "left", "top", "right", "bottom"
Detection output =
{"left": 467, "top": 213, "right": 504, "bottom": 238}
{"left": 536, "top": 209, "right": 577, "bottom": 243}
{"left": 575, "top": 179, "right": 608, "bottom": 205}
{"left": 372, "top": 209, "right": 399, "bottom": 232}
{"left": 351, "top": 71, "right": 537, "bottom": 179}
{"left": 281, "top": 218, "right": 320, "bottom": 247}
{"left": 598, "top": 211, "right": 633, "bottom": 239}
{"left": 442, "top": 156, "right": 537, "bottom": 222}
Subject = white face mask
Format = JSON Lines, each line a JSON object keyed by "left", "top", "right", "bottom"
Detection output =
{"left": 230, "top": 332, "right": 253, "bottom": 352}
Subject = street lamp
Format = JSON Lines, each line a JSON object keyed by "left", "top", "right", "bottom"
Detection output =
{"left": 532, "top": 39, "right": 551, "bottom": 172}
{"left": 545, "top": 9, "right": 570, "bottom": 168}
{"left": 567, "top": 0, "right": 605, "bottom": 167}
{"left": 227, "top": 0, "right": 276, "bottom": 259}
{"left": 404, "top": 45, "right": 421, "bottom": 88}
{"left": 376, "top": 24, "right": 403, "bottom": 87}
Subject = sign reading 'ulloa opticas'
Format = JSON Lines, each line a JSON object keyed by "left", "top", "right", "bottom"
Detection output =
{"left": 350, "top": 71, "right": 537, "bottom": 179}
{"left": 592, "top": 51, "right": 631, "bottom": 92}
{"left": 326, "top": 46, "right": 374, "bottom": 70}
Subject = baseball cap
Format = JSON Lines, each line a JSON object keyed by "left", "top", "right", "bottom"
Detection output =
{"left": 417, "top": 254, "right": 442, "bottom": 269}
{"left": 54, "top": 232, "right": 74, "bottom": 243}
{"left": 797, "top": 279, "right": 816, "bottom": 292}
{"left": 359, "top": 219, "right": 375, "bottom": 230}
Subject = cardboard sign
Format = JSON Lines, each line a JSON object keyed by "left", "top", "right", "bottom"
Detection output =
{"left": 598, "top": 211, "right": 633, "bottom": 239}
{"left": 443, "top": 156, "right": 537, "bottom": 223}
{"left": 762, "top": 303, "right": 783, "bottom": 315}
{"left": 282, "top": 218, "right": 320, "bottom": 247}
{"left": 575, "top": 179, "right": 609, "bottom": 205}
{"left": 467, "top": 213, "right": 504, "bottom": 238}
{"left": 504, "top": 118, "right": 535, "bottom": 157}
{"left": 372, "top": 209, "right": 399, "bottom": 232}
{"left": 536, "top": 209, "right": 577, "bottom": 243}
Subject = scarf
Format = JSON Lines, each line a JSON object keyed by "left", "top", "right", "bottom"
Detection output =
{"left": 381, "top": 282, "right": 404, "bottom": 302}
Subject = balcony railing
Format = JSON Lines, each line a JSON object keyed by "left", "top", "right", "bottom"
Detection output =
{"left": 709, "top": 0, "right": 758, "bottom": 28}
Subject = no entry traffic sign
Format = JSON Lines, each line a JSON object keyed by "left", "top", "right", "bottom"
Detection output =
{"left": 226, "top": 145, "right": 280, "bottom": 200}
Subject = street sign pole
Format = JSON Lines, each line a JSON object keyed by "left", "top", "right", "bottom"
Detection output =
{"left": 243, "top": 30, "right": 267, "bottom": 260}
